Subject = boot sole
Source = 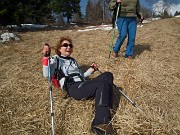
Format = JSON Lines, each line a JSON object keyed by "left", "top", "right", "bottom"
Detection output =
{"left": 92, "top": 127, "right": 111, "bottom": 135}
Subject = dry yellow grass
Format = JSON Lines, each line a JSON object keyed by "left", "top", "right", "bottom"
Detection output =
{"left": 0, "top": 18, "right": 180, "bottom": 135}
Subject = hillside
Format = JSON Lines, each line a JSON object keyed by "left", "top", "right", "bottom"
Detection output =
{"left": 0, "top": 17, "right": 180, "bottom": 135}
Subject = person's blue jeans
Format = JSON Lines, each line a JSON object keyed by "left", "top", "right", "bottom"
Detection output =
{"left": 113, "top": 17, "right": 137, "bottom": 57}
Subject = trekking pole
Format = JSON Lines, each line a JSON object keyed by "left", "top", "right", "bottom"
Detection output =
{"left": 109, "top": 2, "right": 121, "bottom": 58}
{"left": 48, "top": 57, "right": 55, "bottom": 135}
{"left": 96, "top": 68, "right": 142, "bottom": 112}
{"left": 112, "top": 84, "right": 142, "bottom": 112}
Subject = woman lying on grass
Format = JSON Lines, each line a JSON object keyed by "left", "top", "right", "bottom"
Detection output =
{"left": 42, "top": 36, "right": 116, "bottom": 135}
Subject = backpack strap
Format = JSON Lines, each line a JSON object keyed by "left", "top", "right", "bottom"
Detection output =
{"left": 55, "top": 57, "right": 59, "bottom": 71}
{"left": 55, "top": 56, "right": 66, "bottom": 80}
{"left": 54, "top": 56, "right": 69, "bottom": 91}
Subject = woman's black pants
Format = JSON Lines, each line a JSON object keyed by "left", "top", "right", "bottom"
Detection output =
{"left": 67, "top": 72, "right": 114, "bottom": 126}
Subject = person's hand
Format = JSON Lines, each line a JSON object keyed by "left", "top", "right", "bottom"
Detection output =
{"left": 90, "top": 63, "right": 97, "bottom": 68}
{"left": 90, "top": 63, "right": 98, "bottom": 72}
{"left": 42, "top": 43, "right": 51, "bottom": 57}
{"left": 139, "top": 16, "right": 144, "bottom": 23}
{"left": 117, "top": 0, "right": 122, "bottom": 3}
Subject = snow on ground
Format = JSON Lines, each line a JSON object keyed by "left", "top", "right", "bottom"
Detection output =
{"left": 0, "top": 33, "right": 20, "bottom": 43}
{"left": 77, "top": 18, "right": 158, "bottom": 32}
{"left": 6, "top": 24, "right": 48, "bottom": 29}
{"left": 77, "top": 24, "right": 112, "bottom": 32}
{"left": 0, "top": 17, "right": 165, "bottom": 42}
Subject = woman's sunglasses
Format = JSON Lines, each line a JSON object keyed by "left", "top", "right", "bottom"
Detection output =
{"left": 61, "top": 43, "right": 73, "bottom": 48}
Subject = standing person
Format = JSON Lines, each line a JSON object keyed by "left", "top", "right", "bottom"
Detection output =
{"left": 109, "top": 0, "right": 143, "bottom": 59}
{"left": 42, "top": 36, "right": 116, "bottom": 135}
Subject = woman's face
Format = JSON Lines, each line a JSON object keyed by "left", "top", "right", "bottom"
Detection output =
{"left": 58, "top": 40, "right": 73, "bottom": 57}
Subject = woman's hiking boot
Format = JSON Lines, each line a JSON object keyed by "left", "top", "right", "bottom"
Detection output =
{"left": 92, "top": 124, "right": 115, "bottom": 135}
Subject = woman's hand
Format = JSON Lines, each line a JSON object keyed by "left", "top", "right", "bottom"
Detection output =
{"left": 90, "top": 63, "right": 98, "bottom": 72}
{"left": 42, "top": 43, "right": 51, "bottom": 57}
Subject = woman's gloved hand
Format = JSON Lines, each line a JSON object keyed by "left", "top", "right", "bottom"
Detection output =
{"left": 90, "top": 63, "right": 98, "bottom": 72}
{"left": 42, "top": 43, "right": 51, "bottom": 57}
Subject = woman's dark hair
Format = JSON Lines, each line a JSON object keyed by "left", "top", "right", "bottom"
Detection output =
{"left": 55, "top": 36, "right": 73, "bottom": 56}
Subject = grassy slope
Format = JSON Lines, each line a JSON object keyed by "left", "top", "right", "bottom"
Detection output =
{"left": 0, "top": 18, "right": 180, "bottom": 135}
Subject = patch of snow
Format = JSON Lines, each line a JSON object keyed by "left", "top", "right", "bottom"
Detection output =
{"left": 6, "top": 24, "right": 48, "bottom": 29}
{"left": 21, "top": 24, "right": 48, "bottom": 29}
{"left": 100, "top": 26, "right": 112, "bottom": 31}
{"left": 99, "top": 25, "right": 112, "bottom": 31}
{"left": 0, "top": 33, "right": 20, "bottom": 43}
{"left": 78, "top": 24, "right": 113, "bottom": 32}
{"left": 85, "top": 26, "right": 97, "bottom": 29}
{"left": 175, "top": 15, "right": 180, "bottom": 18}
{"left": 142, "top": 20, "right": 151, "bottom": 24}
{"left": 77, "top": 28, "right": 100, "bottom": 32}
{"left": 137, "top": 25, "right": 144, "bottom": 28}
{"left": 151, "top": 17, "right": 161, "bottom": 20}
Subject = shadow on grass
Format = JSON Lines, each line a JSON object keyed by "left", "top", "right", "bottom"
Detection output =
{"left": 134, "top": 44, "right": 152, "bottom": 57}
{"left": 79, "top": 64, "right": 91, "bottom": 73}
{"left": 111, "top": 85, "right": 122, "bottom": 116}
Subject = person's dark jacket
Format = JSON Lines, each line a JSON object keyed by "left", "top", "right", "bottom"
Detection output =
{"left": 109, "top": 0, "right": 142, "bottom": 18}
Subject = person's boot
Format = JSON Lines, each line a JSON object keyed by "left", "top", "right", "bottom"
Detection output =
{"left": 113, "top": 52, "right": 118, "bottom": 58}
{"left": 92, "top": 124, "right": 115, "bottom": 135}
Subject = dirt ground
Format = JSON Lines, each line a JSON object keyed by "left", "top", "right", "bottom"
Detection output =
{"left": 0, "top": 17, "right": 180, "bottom": 135}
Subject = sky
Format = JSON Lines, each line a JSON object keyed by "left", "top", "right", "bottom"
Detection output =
{"left": 152, "top": 0, "right": 180, "bottom": 15}
{"left": 80, "top": 0, "right": 180, "bottom": 16}
{"left": 80, "top": 0, "right": 88, "bottom": 16}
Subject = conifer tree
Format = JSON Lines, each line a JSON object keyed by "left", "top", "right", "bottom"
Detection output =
{"left": 51, "top": 0, "right": 82, "bottom": 24}
{"left": 0, "top": 0, "right": 52, "bottom": 26}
